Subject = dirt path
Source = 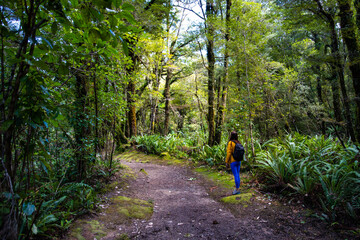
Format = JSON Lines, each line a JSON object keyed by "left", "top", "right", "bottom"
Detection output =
{"left": 121, "top": 160, "right": 252, "bottom": 239}
{"left": 66, "top": 152, "right": 352, "bottom": 240}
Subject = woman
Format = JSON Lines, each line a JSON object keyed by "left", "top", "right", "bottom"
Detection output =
{"left": 225, "top": 131, "right": 241, "bottom": 195}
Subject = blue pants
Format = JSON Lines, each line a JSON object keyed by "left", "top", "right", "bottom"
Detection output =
{"left": 231, "top": 161, "right": 241, "bottom": 189}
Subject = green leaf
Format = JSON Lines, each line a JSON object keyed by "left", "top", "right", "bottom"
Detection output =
{"left": 70, "top": 0, "right": 79, "bottom": 7}
{"left": 0, "top": 120, "right": 13, "bottom": 131}
{"left": 109, "top": 15, "right": 118, "bottom": 28}
{"left": 58, "top": 64, "right": 69, "bottom": 75}
{"left": 33, "top": 59, "right": 50, "bottom": 72}
{"left": 122, "top": 3, "right": 135, "bottom": 11}
{"left": 51, "top": 22, "right": 58, "bottom": 34}
{"left": 121, "top": 38, "right": 129, "bottom": 55}
{"left": 100, "top": 30, "right": 111, "bottom": 41}
{"left": 23, "top": 203, "right": 36, "bottom": 216}
{"left": 40, "top": 85, "right": 50, "bottom": 96}
{"left": 39, "top": 36, "right": 53, "bottom": 49}
{"left": 121, "top": 11, "right": 136, "bottom": 24}
{"left": 113, "top": 0, "right": 122, "bottom": 8}
{"left": 38, "top": 214, "right": 57, "bottom": 226}
{"left": 32, "top": 224, "right": 38, "bottom": 235}
{"left": 64, "top": 45, "right": 74, "bottom": 54}
{"left": 88, "top": 28, "right": 101, "bottom": 43}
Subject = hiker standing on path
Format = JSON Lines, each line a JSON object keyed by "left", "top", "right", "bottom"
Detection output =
{"left": 226, "top": 131, "right": 244, "bottom": 195}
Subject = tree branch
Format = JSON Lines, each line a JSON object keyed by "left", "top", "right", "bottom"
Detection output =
{"left": 173, "top": 4, "right": 205, "bottom": 20}
{"left": 197, "top": 39, "right": 208, "bottom": 70}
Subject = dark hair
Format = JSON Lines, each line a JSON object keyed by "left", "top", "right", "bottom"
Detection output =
{"left": 229, "top": 131, "right": 240, "bottom": 143}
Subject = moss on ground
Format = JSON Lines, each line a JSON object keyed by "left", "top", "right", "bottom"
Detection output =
{"left": 120, "top": 151, "right": 158, "bottom": 163}
{"left": 118, "top": 150, "right": 188, "bottom": 166}
{"left": 116, "top": 234, "right": 130, "bottom": 240}
{"left": 195, "top": 167, "right": 234, "bottom": 189}
{"left": 70, "top": 227, "right": 85, "bottom": 240}
{"left": 101, "top": 181, "right": 119, "bottom": 193}
{"left": 220, "top": 192, "right": 253, "bottom": 207}
{"left": 87, "top": 220, "right": 107, "bottom": 238}
{"left": 69, "top": 195, "right": 153, "bottom": 239}
{"left": 99, "top": 163, "right": 136, "bottom": 194}
{"left": 101, "top": 196, "right": 153, "bottom": 225}
{"left": 69, "top": 220, "right": 106, "bottom": 240}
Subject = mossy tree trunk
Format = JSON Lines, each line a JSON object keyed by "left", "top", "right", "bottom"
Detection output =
{"left": 206, "top": 0, "right": 216, "bottom": 146}
{"left": 126, "top": 39, "right": 138, "bottom": 138}
{"left": 214, "top": 0, "right": 231, "bottom": 145}
{"left": 328, "top": 16, "right": 354, "bottom": 140}
{"left": 337, "top": 0, "right": 360, "bottom": 142}
{"left": 314, "top": 0, "right": 356, "bottom": 140}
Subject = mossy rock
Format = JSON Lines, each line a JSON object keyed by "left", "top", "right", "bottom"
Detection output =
{"left": 220, "top": 192, "right": 253, "bottom": 207}
{"left": 69, "top": 220, "right": 107, "bottom": 240}
{"left": 160, "top": 152, "right": 170, "bottom": 158}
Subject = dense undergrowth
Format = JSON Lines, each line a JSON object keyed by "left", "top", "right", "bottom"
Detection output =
{"left": 256, "top": 133, "right": 360, "bottom": 224}
{"left": 133, "top": 131, "right": 251, "bottom": 168}
{"left": 0, "top": 158, "right": 120, "bottom": 239}
{"left": 133, "top": 132, "right": 360, "bottom": 225}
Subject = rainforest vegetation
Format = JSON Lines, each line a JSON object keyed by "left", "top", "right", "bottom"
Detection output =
{"left": 1, "top": 0, "right": 360, "bottom": 239}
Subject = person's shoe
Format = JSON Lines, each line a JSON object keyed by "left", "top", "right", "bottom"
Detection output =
{"left": 232, "top": 190, "right": 240, "bottom": 195}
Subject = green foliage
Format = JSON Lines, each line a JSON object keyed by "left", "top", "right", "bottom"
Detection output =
{"left": 134, "top": 132, "right": 228, "bottom": 168}
{"left": 256, "top": 133, "right": 360, "bottom": 222}
{"left": 1, "top": 0, "right": 137, "bottom": 238}
{"left": 193, "top": 144, "right": 226, "bottom": 167}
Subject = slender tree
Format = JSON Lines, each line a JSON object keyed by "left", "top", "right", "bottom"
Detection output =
{"left": 214, "top": 0, "right": 231, "bottom": 145}
{"left": 206, "top": 0, "right": 216, "bottom": 146}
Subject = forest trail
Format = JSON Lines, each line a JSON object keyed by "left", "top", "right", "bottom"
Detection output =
{"left": 66, "top": 152, "right": 344, "bottom": 240}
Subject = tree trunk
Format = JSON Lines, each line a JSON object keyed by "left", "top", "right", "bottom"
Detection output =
{"left": 164, "top": 64, "right": 172, "bottom": 135}
{"left": 316, "top": 75, "right": 326, "bottom": 135}
{"left": 150, "top": 62, "right": 160, "bottom": 133}
{"left": 327, "top": 16, "right": 355, "bottom": 140}
{"left": 312, "top": 33, "right": 326, "bottom": 135}
{"left": 243, "top": 33, "right": 255, "bottom": 158}
{"left": 74, "top": 71, "right": 89, "bottom": 181}
{"left": 354, "top": 0, "right": 360, "bottom": 32}
{"left": 328, "top": 71, "right": 342, "bottom": 123}
{"left": 337, "top": 0, "right": 360, "bottom": 142}
{"left": 93, "top": 65, "right": 99, "bottom": 157}
{"left": 214, "top": 0, "right": 231, "bottom": 145}
{"left": 194, "top": 73, "right": 206, "bottom": 134}
{"left": 2, "top": 0, "right": 39, "bottom": 185}
{"left": 127, "top": 46, "right": 137, "bottom": 137}
{"left": 206, "top": 0, "right": 216, "bottom": 146}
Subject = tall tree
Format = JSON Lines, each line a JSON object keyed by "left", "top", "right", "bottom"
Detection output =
{"left": 337, "top": 0, "right": 360, "bottom": 141}
{"left": 127, "top": 38, "right": 138, "bottom": 137}
{"left": 214, "top": 0, "right": 231, "bottom": 145}
{"left": 206, "top": 0, "right": 216, "bottom": 146}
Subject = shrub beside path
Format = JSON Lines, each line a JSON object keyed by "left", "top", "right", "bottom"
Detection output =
{"left": 65, "top": 151, "right": 352, "bottom": 240}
